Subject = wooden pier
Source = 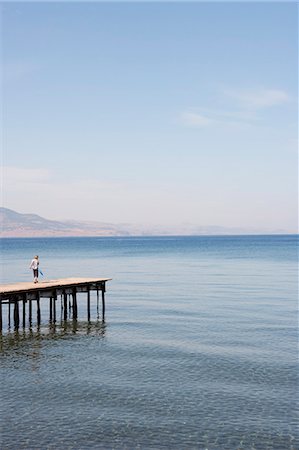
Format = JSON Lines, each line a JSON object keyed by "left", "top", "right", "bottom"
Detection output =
{"left": 0, "top": 277, "right": 111, "bottom": 332}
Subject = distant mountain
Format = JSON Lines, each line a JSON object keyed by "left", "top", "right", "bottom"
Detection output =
{"left": 0, "top": 208, "right": 125, "bottom": 237}
{"left": 0, "top": 207, "right": 289, "bottom": 237}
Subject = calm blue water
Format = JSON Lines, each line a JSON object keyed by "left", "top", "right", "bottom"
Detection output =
{"left": 0, "top": 235, "right": 298, "bottom": 450}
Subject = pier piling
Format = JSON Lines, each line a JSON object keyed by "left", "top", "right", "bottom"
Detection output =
{"left": 63, "top": 292, "right": 68, "bottom": 321}
{"left": 49, "top": 297, "right": 53, "bottom": 322}
{"left": 14, "top": 300, "right": 19, "bottom": 329}
{"left": 29, "top": 300, "right": 32, "bottom": 326}
{"left": 53, "top": 294, "right": 57, "bottom": 323}
{"left": 22, "top": 296, "right": 26, "bottom": 328}
{"left": 102, "top": 289, "right": 105, "bottom": 321}
{"left": 72, "top": 290, "right": 78, "bottom": 320}
{"left": 87, "top": 288, "right": 91, "bottom": 322}
{"left": 37, "top": 294, "right": 41, "bottom": 326}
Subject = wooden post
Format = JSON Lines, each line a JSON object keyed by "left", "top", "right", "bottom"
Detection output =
{"left": 14, "top": 300, "right": 19, "bottom": 329}
{"left": 87, "top": 288, "right": 91, "bottom": 322}
{"left": 63, "top": 293, "right": 68, "bottom": 321}
{"left": 49, "top": 297, "right": 53, "bottom": 322}
{"left": 37, "top": 293, "right": 41, "bottom": 326}
{"left": 53, "top": 293, "right": 56, "bottom": 323}
{"left": 60, "top": 294, "right": 63, "bottom": 322}
{"left": 8, "top": 302, "right": 11, "bottom": 328}
{"left": 96, "top": 287, "right": 99, "bottom": 317}
{"left": 29, "top": 300, "right": 32, "bottom": 326}
{"left": 72, "top": 289, "right": 77, "bottom": 320}
{"left": 102, "top": 289, "right": 105, "bottom": 321}
{"left": 0, "top": 300, "right": 2, "bottom": 332}
{"left": 22, "top": 296, "right": 26, "bottom": 328}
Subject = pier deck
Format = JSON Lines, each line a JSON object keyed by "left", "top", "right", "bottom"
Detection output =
{"left": 0, "top": 277, "right": 112, "bottom": 331}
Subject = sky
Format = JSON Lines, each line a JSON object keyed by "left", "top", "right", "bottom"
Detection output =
{"left": 1, "top": 2, "right": 298, "bottom": 232}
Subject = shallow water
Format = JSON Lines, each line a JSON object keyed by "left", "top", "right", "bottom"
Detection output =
{"left": 0, "top": 236, "right": 298, "bottom": 449}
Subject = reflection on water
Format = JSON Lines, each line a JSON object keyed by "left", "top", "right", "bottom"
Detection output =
{"left": 0, "top": 320, "right": 107, "bottom": 355}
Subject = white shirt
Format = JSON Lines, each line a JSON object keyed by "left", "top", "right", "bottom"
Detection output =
{"left": 30, "top": 259, "right": 39, "bottom": 270}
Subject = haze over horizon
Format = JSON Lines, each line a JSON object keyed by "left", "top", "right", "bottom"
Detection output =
{"left": 0, "top": 207, "right": 293, "bottom": 236}
{"left": 2, "top": 2, "right": 298, "bottom": 233}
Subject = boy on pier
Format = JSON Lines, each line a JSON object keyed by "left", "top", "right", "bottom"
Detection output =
{"left": 29, "top": 255, "right": 39, "bottom": 283}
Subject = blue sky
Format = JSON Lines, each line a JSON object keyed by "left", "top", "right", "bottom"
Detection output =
{"left": 2, "top": 2, "right": 298, "bottom": 232}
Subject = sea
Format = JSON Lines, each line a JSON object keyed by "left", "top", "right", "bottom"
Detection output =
{"left": 0, "top": 235, "right": 298, "bottom": 450}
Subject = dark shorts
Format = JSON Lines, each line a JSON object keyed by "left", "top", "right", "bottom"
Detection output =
{"left": 33, "top": 269, "right": 39, "bottom": 278}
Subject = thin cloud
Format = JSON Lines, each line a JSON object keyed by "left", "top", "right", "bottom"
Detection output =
{"left": 180, "top": 86, "right": 291, "bottom": 130}
{"left": 181, "top": 112, "right": 213, "bottom": 127}
{"left": 180, "top": 108, "right": 256, "bottom": 130}
{"left": 224, "top": 88, "right": 290, "bottom": 109}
